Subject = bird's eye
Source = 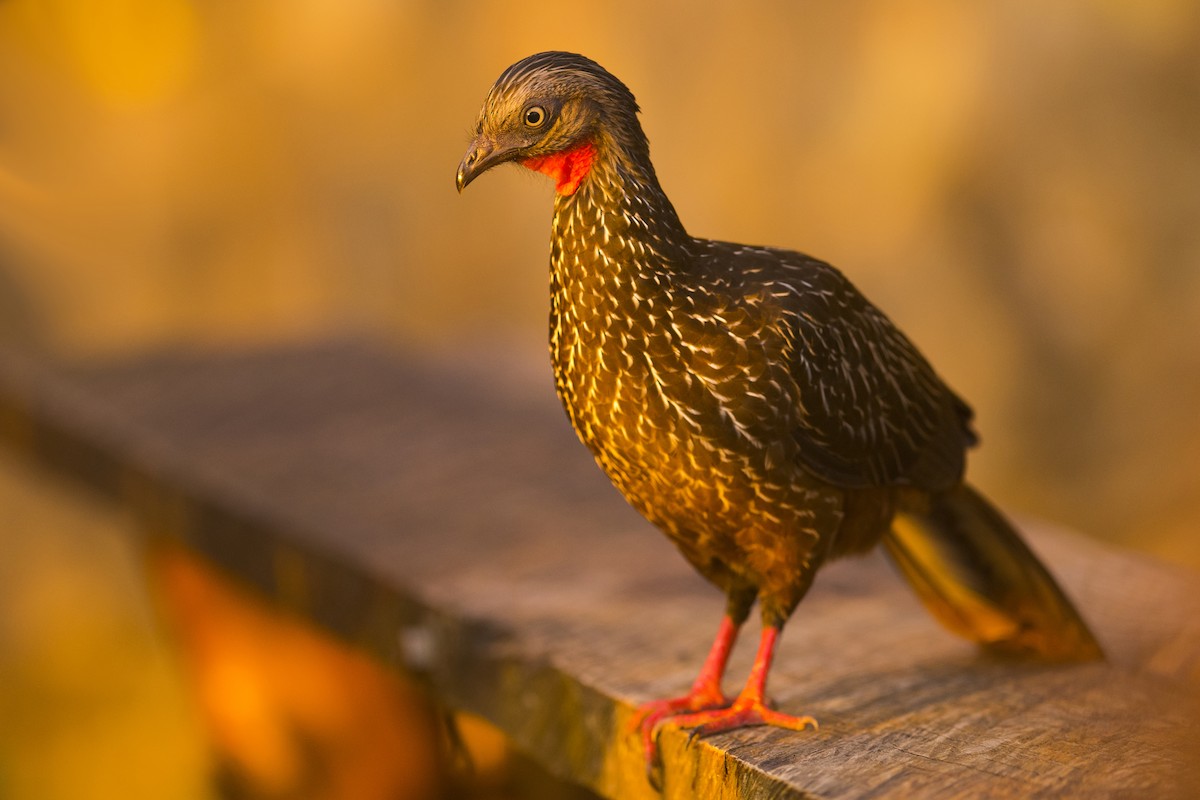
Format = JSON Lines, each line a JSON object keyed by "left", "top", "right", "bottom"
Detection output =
{"left": 524, "top": 106, "right": 547, "bottom": 127}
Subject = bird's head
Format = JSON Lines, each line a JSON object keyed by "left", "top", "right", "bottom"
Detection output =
{"left": 455, "top": 52, "right": 644, "bottom": 196}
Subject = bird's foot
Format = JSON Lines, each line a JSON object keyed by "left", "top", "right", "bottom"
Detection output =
{"left": 627, "top": 686, "right": 730, "bottom": 789}
{"left": 663, "top": 695, "right": 817, "bottom": 742}
{"left": 627, "top": 686, "right": 731, "bottom": 735}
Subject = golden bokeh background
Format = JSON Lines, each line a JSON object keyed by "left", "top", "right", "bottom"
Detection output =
{"left": 1, "top": 1, "right": 1197, "bottom": 798}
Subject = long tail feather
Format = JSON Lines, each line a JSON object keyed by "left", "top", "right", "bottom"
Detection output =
{"left": 884, "top": 484, "right": 1103, "bottom": 661}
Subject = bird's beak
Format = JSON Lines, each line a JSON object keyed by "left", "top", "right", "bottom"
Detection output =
{"left": 456, "top": 136, "right": 510, "bottom": 193}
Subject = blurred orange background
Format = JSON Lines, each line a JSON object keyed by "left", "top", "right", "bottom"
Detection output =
{"left": 0, "top": 1, "right": 1197, "bottom": 798}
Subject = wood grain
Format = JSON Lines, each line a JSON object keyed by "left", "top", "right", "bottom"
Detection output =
{"left": 0, "top": 341, "right": 1196, "bottom": 799}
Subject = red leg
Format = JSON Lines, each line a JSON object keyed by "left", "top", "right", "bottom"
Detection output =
{"left": 661, "top": 624, "right": 817, "bottom": 738}
{"left": 628, "top": 614, "right": 740, "bottom": 769}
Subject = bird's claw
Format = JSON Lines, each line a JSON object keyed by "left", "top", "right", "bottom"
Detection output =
{"left": 627, "top": 689, "right": 730, "bottom": 735}
{"left": 646, "top": 756, "right": 665, "bottom": 793}
{"left": 632, "top": 692, "right": 816, "bottom": 791}
{"left": 663, "top": 698, "right": 817, "bottom": 742}
{"left": 628, "top": 688, "right": 731, "bottom": 786}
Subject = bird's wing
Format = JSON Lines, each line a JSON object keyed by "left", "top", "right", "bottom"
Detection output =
{"left": 707, "top": 244, "right": 976, "bottom": 491}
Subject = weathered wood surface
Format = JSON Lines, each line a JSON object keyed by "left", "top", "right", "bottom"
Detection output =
{"left": 0, "top": 341, "right": 1197, "bottom": 799}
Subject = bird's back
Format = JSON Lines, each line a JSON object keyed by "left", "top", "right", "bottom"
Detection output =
{"left": 690, "top": 239, "right": 977, "bottom": 492}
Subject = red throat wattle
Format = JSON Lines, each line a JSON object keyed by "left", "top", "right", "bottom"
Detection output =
{"left": 521, "top": 140, "right": 596, "bottom": 195}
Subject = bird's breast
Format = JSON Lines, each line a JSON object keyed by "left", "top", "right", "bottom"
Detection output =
{"left": 547, "top": 241, "right": 813, "bottom": 540}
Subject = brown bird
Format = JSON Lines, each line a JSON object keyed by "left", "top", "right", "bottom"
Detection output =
{"left": 456, "top": 51, "right": 1102, "bottom": 781}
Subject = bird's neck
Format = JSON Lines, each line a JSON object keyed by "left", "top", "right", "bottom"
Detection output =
{"left": 550, "top": 132, "right": 692, "bottom": 284}
{"left": 546, "top": 132, "right": 691, "bottom": 445}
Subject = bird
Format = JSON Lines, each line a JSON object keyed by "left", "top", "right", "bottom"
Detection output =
{"left": 455, "top": 51, "right": 1103, "bottom": 783}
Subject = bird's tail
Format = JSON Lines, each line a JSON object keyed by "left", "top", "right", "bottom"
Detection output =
{"left": 884, "top": 484, "right": 1103, "bottom": 661}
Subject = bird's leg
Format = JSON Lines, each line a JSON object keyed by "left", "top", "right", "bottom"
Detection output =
{"left": 660, "top": 624, "right": 817, "bottom": 739}
{"left": 627, "top": 613, "right": 740, "bottom": 768}
{"left": 628, "top": 613, "right": 740, "bottom": 725}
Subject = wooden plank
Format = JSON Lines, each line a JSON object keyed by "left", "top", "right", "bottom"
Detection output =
{"left": 0, "top": 341, "right": 1197, "bottom": 799}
